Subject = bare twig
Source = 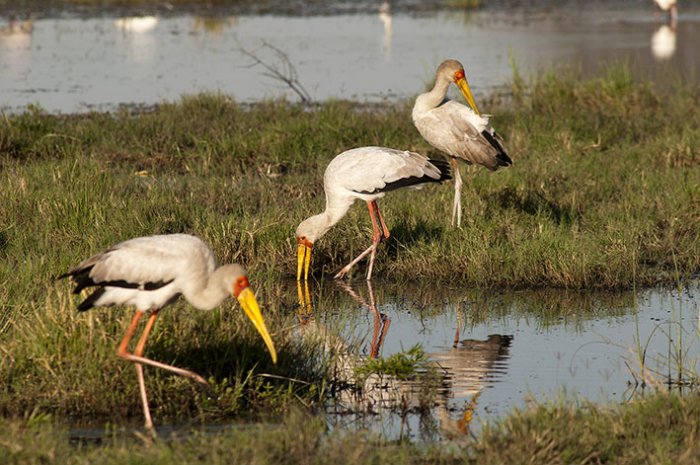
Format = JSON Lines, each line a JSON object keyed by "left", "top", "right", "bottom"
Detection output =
{"left": 237, "top": 40, "right": 312, "bottom": 104}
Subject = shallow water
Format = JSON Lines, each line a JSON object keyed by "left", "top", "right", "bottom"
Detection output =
{"left": 64, "top": 283, "right": 700, "bottom": 443}
{"left": 1, "top": 3, "right": 699, "bottom": 113}
{"left": 301, "top": 281, "right": 699, "bottom": 441}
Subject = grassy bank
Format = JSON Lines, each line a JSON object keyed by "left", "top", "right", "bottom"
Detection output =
{"left": 0, "top": 67, "right": 698, "bottom": 433}
{"left": 0, "top": 276, "right": 639, "bottom": 424}
{"left": 2, "top": 392, "right": 699, "bottom": 465}
{"left": 1, "top": 67, "right": 698, "bottom": 293}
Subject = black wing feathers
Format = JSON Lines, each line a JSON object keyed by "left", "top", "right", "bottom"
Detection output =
{"left": 56, "top": 266, "right": 101, "bottom": 294}
{"left": 354, "top": 157, "right": 452, "bottom": 195}
{"left": 58, "top": 263, "right": 174, "bottom": 312}
{"left": 481, "top": 130, "right": 512, "bottom": 167}
{"left": 78, "top": 288, "right": 107, "bottom": 312}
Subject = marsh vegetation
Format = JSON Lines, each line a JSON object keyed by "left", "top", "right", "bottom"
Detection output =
{"left": 1, "top": 67, "right": 699, "bottom": 461}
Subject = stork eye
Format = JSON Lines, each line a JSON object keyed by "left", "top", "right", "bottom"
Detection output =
{"left": 234, "top": 276, "right": 249, "bottom": 296}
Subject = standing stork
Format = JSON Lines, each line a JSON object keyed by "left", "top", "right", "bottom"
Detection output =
{"left": 654, "top": 0, "right": 678, "bottom": 24}
{"left": 59, "top": 233, "right": 277, "bottom": 430}
{"left": 296, "top": 146, "right": 451, "bottom": 281}
{"left": 413, "top": 59, "right": 512, "bottom": 228}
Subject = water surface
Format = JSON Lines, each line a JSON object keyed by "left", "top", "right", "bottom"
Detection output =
{"left": 1, "top": 3, "right": 699, "bottom": 113}
{"left": 302, "top": 282, "right": 699, "bottom": 441}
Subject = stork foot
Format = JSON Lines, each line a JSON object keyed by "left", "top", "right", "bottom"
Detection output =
{"left": 335, "top": 243, "right": 377, "bottom": 280}
{"left": 120, "top": 352, "right": 208, "bottom": 385}
{"left": 334, "top": 267, "right": 351, "bottom": 280}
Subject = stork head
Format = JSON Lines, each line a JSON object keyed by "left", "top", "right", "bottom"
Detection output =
{"left": 227, "top": 264, "right": 278, "bottom": 364}
{"left": 437, "top": 59, "right": 480, "bottom": 116}
{"left": 295, "top": 214, "right": 332, "bottom": 281}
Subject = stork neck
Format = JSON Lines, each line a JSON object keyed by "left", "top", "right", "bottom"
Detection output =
{"left": 415, "top": 74, "right": 451, "bottom": 114}
{"left": 306, "top": 210, "right": 341, "bottom": 241}
{"left": 324, "top": 195, "right": 352, "bottom": 226}
{"left": 300, "top": 198, "right": 351, "bottom": 243}
{"left": 185, "top": 266, "right": 231, "bottom": 311}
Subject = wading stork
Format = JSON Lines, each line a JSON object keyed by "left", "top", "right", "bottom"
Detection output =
{"left": 413, "top": 59, "right": 512, "bottom": 228}
{"left": 296, "top": 146, "right": 451, "bottom": 281}
{"left": 654, "top": 0, "right": 678, "bottom": 23}
{"left": 59, "top": 233, "right": 277, "bottom": 430}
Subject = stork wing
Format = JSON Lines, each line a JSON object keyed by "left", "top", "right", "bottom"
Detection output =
{"left": 61, "top": 234, "right": 215, "bottom": 292}
{"left": 329, "top": 147, "right": 447, "bottom": 195}
{"left": 416, "top": 101, "right": 510, "bottom": 170}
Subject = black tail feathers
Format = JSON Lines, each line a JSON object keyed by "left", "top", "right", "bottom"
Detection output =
{"left": 428, "top": 158, "right": 453, "bottom": 182}
{"left": 481, "top": 130, "right": 512, "bottom": 167}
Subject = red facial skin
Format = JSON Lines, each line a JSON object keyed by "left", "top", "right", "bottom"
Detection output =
{"left": 297, "top": 236, "right": 313, "bottom": 249}
{"left": 233, "top": 276, "right": 250, "bottom": 298}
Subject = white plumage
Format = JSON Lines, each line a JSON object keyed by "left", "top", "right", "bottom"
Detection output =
{"left": 69, "top": 234, "right": 216, "bottom": 310}
{"left": 413, "top": 59, "right": 512, "bottom": 228}
{"left": 654, "top": 0, "right": 676, "bottom": 11}
{"left": 653, "top": 0, "right": 678, "bottom": 24}
{"left": 59, "top": 233, "right": 277, "bottom": 431}
{"left": 296, "top": 146, "right": 451, "bottom": 281}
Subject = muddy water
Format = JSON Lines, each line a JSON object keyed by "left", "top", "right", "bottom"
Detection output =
{"left": 1, "top": 4, "right": 699, "bottom": 113}
{"left": 300, "top": 282, "right": 699, "bottom": 441}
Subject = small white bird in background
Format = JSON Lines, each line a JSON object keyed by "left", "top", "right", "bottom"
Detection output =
{"left": 296, "top": 146, "right": 451, "bottom": 281}
{"left": 378, "top": 1, "right": 392, "bottom": 59}
{"left": 413, "top": 59, "right": 512, "bottom": 228}
{"left": 654, "top": 0, "right": 678, "bottom": 24}
{"left": 59, "top": 233, "right": 277, "bottom": 430}
{"left": 113, "top": 16, "right": 159, "bottom": 33}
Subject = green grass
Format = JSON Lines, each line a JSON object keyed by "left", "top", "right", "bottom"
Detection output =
{"left": 1, "top": 67, "right": 698, "bottom": 293}
{"left": 0, "top": 66, "right": 699, "bottom": 456}
{"left": 2, "top": 392, "right": 700, "bottom": 465}
{"left": 355, "top": 344, "right": 429, "bottom": 380}
{"left": 0, "top": 283, "right": 329, "bottom": 423}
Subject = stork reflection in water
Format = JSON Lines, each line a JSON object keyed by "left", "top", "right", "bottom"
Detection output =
{"left": 296, "top": 282, "right": 513, "bottom": 439}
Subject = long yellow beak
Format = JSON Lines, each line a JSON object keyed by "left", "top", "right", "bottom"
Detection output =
{"left": 455, "top": 75, "right": 481, "bottom": 116}
{"left": 236, "top": 287, "right": 277, "bottom": 364}
{"left": 296, "top": 280, "right": 313, "bottom": 323}
{"left": 296, "top": 242, "right": 312, "bottom": 281}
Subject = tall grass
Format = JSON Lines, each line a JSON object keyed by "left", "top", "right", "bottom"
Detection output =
{"left": 0, "top": 282, "right": 329, "bottom": 423}
{"left": 1, "top": 70, "right": 698, "bottom": 294}
{"left": 0, "top": 66, "right": 698, "bottom": 425}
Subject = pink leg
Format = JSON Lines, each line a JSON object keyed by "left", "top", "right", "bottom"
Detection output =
{"left": 117, "top": 310, "right": 207, "bottom": 429}
{"left": 117, "top": 315, "right": 207, "bottom": 385}
{"left": 132, "top": 311, "right": 159, "bottom": 430}
{"left": 334, "top": 201, "right": 385, "bottom": 280}
{"left": 374, "top": 201, "right": 391, "bottom": 241}
{"left": 451, "top": 158, "right": 463, "bottom": 228}
{"left": 365, "top": 201, "right": 388, "bottom": 280}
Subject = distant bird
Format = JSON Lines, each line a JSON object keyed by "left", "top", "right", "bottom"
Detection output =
{"left": 654, "top": 0, "right": 678, "bottom": 23}
{"left": 296, "top": 146, "right": 451, "bottom": 281}
{"left": 378, "top": 1, "right": 392, "bottom": 58}
{"left": 413, "top": 59, "right": 512, "bottom": 228}
{"left": 114, "top": 16, "right": 159, "bottom": 33}
{"left": 59, "top": 233, "right": 277, "bottom": 430}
